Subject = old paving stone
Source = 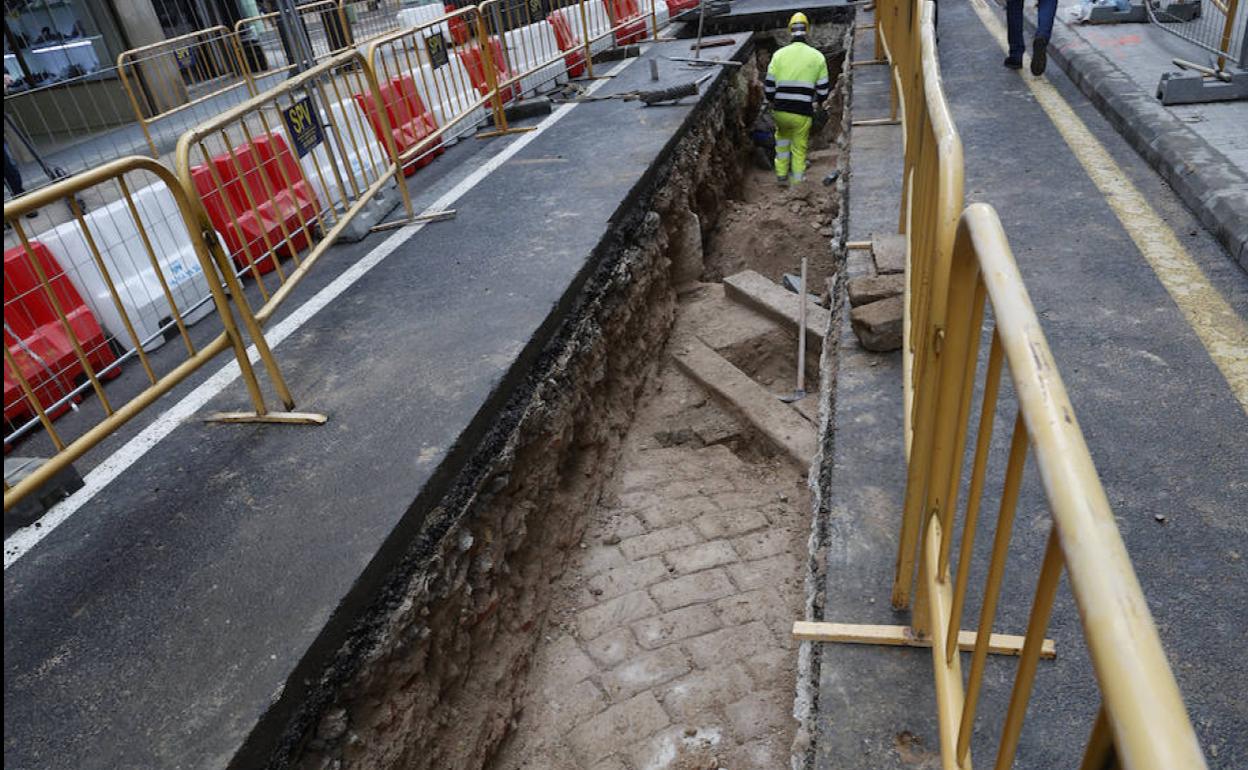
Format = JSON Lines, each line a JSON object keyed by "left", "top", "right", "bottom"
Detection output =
{"left": 566, "top": 692, "right": 670, "bottom": 762}
{"left": 847, "top": 273, "right": 904, "bottom": 307}
{"left": 650, "top": 569, "right": 736, "bottom": 611}
{"left": 619, "top": 525, "right": 701, "bottom": 561}
{"left": 663, "top": 540, "right": 739, "bottom": 574}
{"left": 632, "top": 605, "right": 722, "bottom": 649}
{"left": 850, "top": 295, "right": 903, "bottom": 352}
{"left": 577, "top": 591, "right": 660, "bottom": 640}
{"left": 586, "top": 627, "right": 642, "bottom": 669}
{"left": 600, "top": 646, "right": 691, "bottom": 701}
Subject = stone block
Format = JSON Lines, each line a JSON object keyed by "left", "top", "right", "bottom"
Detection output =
{"left": 650, "top": 569, "right": 737, "bottom": 611}
{"left": 632, "top": 605, "right": 722, "bottom": 649}
{"left": 567, "top": 693, "right": 670, "bottom": 762}
{"left": 663, "top": 540, "right": 738, "bottom": 574}
{"left": 619, "top": 525, "right": 701, "bottom": 561}
{"left": 847, "top": 273, "right": 904, "bottom": 307}
{"left": 691, "top": 509, "right": 770, "bottom": 540}
{"left": 586, "top": 627, "right": 642, "bottom": 669}
{"left": 578, "top": 591, "right": 660, "bottom": 640}
{"left": 584, "top": 558, "right": 669, "bottom": 604}
{"left": 850, "top": 295, "right": 903, "bottom": 352}
{"left": 682, "top": 621, "right": 775, "bottom": 669}
{"left": 656, "top": 663, "right": 754, "bottom": 722}
{"left": 871, "top": 232, "right": 906, "bottom": 274}
{"left": 600, "top": 646, "right": 690, "bottom": 700}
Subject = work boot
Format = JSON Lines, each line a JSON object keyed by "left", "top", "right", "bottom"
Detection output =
{"left": 1030, "top": 37, "right": 1048, "bottom": 76}
{"left": 776, "top": 176, "right": 788, "bottom": 188}
{"left": 1003, "top": 56, "right": 1022, "bottom": 70}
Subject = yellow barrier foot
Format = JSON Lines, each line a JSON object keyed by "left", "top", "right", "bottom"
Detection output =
{"left": 791, "top": 621, "right": 1056, "bottom": 659}
{"left": 477, "top": 126, "right": 539, "bottom": 139}
{"left": 205, "top": 411, "right": 328, "bottom": 425}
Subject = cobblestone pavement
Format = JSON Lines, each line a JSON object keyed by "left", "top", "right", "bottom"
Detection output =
{"left": 492, "top": 388, "right": 812, "bottom": 770}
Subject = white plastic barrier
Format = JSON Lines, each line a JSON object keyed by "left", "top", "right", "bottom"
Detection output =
{"left": 302, "top": 98, "right": 403, "bottom": 241}
{"left": 503, "top": 21, "right": 567, "bottom": 95}
{"left": 42, "top": 183, "right": 217, "bottom": 353}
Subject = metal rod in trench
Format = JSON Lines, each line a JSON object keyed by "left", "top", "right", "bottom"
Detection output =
{"left": 780, "top": 258, "right": 808, "bottom": 403}
{"left": 797, "top": 257, "right": 807, "bottom": 395}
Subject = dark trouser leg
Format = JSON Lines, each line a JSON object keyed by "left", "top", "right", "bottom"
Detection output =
{"left": 1006, "top": 0, "right": 1025, "bottom": 61}
{"left": 3, "top": 143, "right": 24, "bottom": 196}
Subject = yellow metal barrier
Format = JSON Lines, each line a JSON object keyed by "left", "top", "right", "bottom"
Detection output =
{"left": 479, "top": 0, "right": 592, "bottom": 96}
{"left": 366, "top": 6, "right": 530, "bottom": 145}
{"left": 174, "top": 49, "right": 411, "bottom": 326}
{"left": 795, "top": 1, "right": 1206, "bottom": 767}
{"left": 2, "top": 157, "right": 301, "bottom": 512}
{"left": 233, "top": 0, "right": 354, "bottom": 87}
{"left": 117, "top": 26, "right": 254, "bottom": 159}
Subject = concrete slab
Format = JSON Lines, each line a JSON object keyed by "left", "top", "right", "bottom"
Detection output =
{"left": 672, "top": 336, "right": 818, "bottom": 469}
{"left": 871, "top": 232, "right": 905, "bottom": 274}
{"left": 723, "top": 269, "right": 830, "bottom": 350}
{"left": 2, "top": 34, "right": 755, "bottom": 770}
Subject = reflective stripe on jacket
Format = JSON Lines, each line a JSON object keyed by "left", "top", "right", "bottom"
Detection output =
{"left": 764, "top": 41, "right": 830, "bottom": 117}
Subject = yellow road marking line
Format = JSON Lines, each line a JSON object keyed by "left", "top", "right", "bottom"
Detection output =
{"left": 968, "top": 0, "right": 1248, "bottom": 414}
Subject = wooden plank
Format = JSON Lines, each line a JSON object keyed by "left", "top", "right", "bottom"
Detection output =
{"left": 723, "top": 270, "right": 830, "bottom": 349}
{"left": 673, "top": 337, "right": 817, "bottom": 470}
{"left": 792, "top": 621, "right": 1056, "bottom": 659}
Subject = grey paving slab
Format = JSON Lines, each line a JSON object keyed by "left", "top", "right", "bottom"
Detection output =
{"left": 3, "top": 35, "right": 752, "bottom": 770}
{"left": 819, "top": 2, "right": 1247, "bottom": 767}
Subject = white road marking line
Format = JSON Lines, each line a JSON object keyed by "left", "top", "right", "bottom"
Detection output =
{"left": 4, "top": 58, "right": 638, "bottom": 570}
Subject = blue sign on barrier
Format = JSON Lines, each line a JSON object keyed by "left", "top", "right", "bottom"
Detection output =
{"left": 282, "top": 97, "right": 324, "bottom": 158}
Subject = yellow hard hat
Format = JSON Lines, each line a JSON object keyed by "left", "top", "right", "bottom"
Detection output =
{"left": 788, "top": 12, "right": 809, "bottom": 34}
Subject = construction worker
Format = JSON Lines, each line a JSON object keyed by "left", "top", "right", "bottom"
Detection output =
{"left": 764, "top": 12, "right": 830, "bottom": 186}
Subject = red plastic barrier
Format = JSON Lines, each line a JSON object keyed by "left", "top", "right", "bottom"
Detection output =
{"left": 4, "top": 241, "right": 119, "bottom": 427}
{"left": 445, "top": 4, "right": 472, "bottom": 46}
{"left": 457, "top": 36, "right": 519, "bottom": 104}
{"left": 353, "top": 75, "right": 445, "bottom": 176}
{"left": 664, "top": 0, "right": 698, "bottom": 14}
{"left": 604, "top": 0, "right": 647, "bottom": 45}
{"left": 190, "top": 133, "right": 321, "bottom": 275}
{"left": 547, "top": 10, "right": 586, "bottom": 78}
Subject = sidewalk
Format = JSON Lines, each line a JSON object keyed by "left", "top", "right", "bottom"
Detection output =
{"left": 818, "top": 1, "right": 1247, "bottom": 766}
{"left": 1017, "top": 0, "right": 1248, "bottom": 269}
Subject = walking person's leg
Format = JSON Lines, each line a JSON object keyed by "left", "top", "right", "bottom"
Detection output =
{"left": 788, "top": 115, "right": 812, "bottom": 184}
{"left": 1030, "top": 0, "right": 1059, "bottom": 75}
{"left": 3, "top": 142, "right": 24, "bottom": 196}
{"left": 774, "top": 112, "right": 794, "bottom": 186}
{"left": 1004, "top": 0, "right": 1025, "bottom": 68}
{"left": 3, "top": 141, "right": 39, "bottom": 223}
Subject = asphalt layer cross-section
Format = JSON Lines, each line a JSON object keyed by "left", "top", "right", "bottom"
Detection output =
{"left": 3, "top": 35, "right": 752, "bottom": 770}
{"left": 818, "top": 2, "right": 1247, "bottom": 767}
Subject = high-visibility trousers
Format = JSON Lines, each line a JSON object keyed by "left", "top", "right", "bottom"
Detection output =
{"left": 774, "top": 110, "right": 812, "bottom": 182}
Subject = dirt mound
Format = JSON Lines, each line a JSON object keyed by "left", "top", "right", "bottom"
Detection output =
{"left": 703, "top": 154, "right": 839, "bottom": 286}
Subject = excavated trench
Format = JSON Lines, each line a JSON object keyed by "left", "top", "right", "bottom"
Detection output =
{"left": 285, "top": 28, "right": 848, "bottom": 770}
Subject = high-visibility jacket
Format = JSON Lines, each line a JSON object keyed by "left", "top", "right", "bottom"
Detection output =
{"left": 764, "top": 41, "right": 830, "bottom": 117}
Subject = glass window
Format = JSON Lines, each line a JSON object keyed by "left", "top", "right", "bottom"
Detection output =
{"left": 3, "top": 0, "right": 119, "bottom": 89}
